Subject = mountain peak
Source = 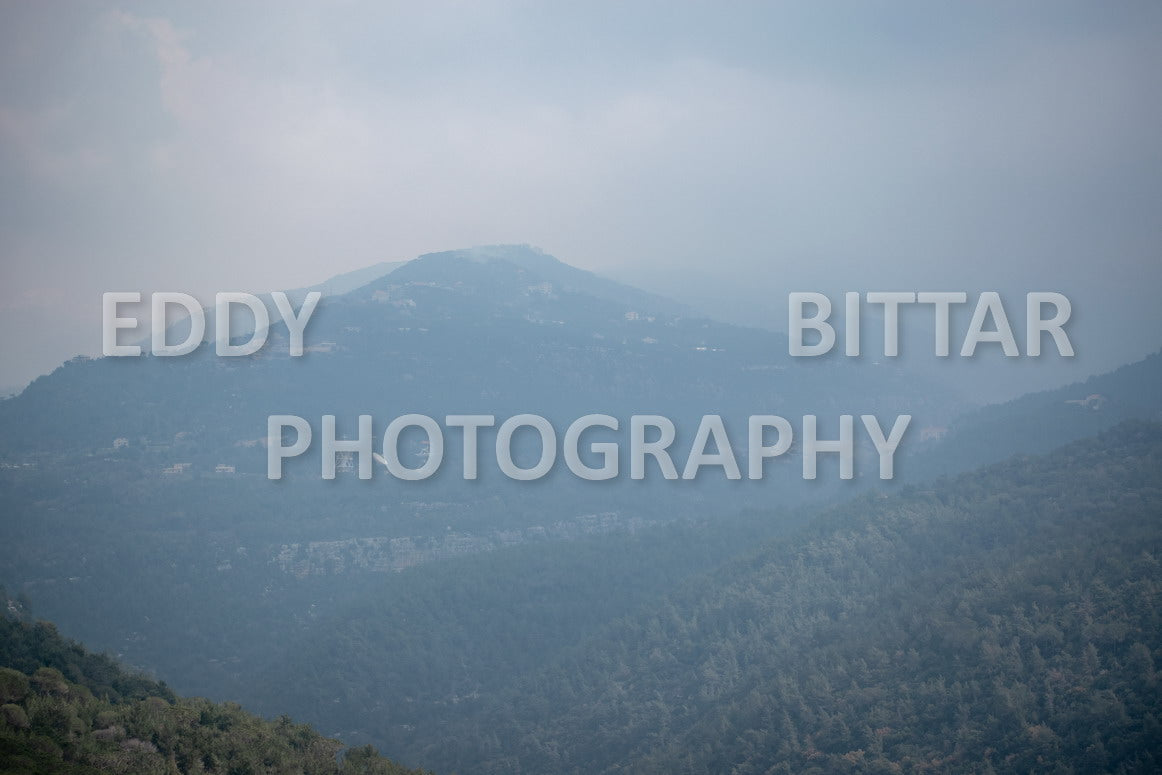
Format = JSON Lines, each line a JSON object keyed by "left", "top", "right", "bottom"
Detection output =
{"left": 422, "top": 243, "right": 550, "bottom": 265}
{"left": 372, "top": 244, "right": 695, "bottom": 318}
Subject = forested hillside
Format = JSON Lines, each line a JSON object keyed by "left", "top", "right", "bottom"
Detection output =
{"left": 237, "top": 506, "right": 808, "bottom": 753}
{"left": 0, "top": 607, "right": 427, "bottom": 775}
{"left": 912, "top": 349, "right": 1162, "bottom": 479}
{"left": 409, "top": 422, "right": 1162, "bottom": 773}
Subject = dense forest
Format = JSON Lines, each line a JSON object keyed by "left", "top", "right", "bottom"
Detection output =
{"left": 4, "top": 422, "right": 1160, "bottom": 772}
{"left": 382, "top": 422, "right": 1161, "bottom": 773}
{"left": 0, "top": 606, "right": 427, "bottom": 775}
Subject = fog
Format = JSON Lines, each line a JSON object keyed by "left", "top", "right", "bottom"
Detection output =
{"left": 3, "top": 1, "right": 1160, "bottom": 398}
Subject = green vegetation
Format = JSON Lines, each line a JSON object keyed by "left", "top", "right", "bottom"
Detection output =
{"left": 5, "top": 415, "right": 1161, "bottom": 772}
{"left": 402, "top": 422, "right": 1162, "bottom": 773}
{"left": 0, "top": 613, "right": 427, "bottom": 775}
{"left": 238, "top": 508, "right": 805, "bottom": 758}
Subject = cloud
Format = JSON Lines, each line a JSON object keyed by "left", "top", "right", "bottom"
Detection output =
{"left": 0, "top": 2, "right": 1160, "bottom": 392}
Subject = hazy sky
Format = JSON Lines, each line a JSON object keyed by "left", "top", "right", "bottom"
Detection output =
{"left": 2, "top": 1, "right": 1161, "bottom": 394}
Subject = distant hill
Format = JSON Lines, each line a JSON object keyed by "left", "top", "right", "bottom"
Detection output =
{"left": 0, "top": 245, "right": 953, "bottom": 479}
{"left": 401, "top": 245, "right": 696, "bottom": 318}
{"left": 911, "top": 349, "right": 1162, "bottom": 480}
{"left": 0, "top": 600, "right": 427, "bottom": 775}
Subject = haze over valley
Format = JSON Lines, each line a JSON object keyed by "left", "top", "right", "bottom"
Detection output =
{"left": 2, "top": 3, "right": 1161, "bottom": 773}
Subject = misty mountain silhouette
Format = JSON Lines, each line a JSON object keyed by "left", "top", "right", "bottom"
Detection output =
{"left": 0, "top": 245, "right": 947, "bottom": 465}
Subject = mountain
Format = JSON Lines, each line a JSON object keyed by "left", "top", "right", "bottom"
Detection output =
{"left": 421, "top": 245, "right": 696, "bottom": 318}
{"left": 4, "top": 247, "right": 1157, "bottom": 773}
{"left": 912, "top": 349, "right": 1162, "bottom": 480}
{"left": 3, "top": 244, "right": 947, "bottom": 460}
{"left": 0, "top": 246, "right": 964, "bottom": 753}
{"left": 405, "top": 421, "right": 1162, "bottom": 773}
{"left": 132, "top": 244, "right": 686, "bottom": 370}
{"left": 0, "top": 597, "right": 427, "bottom": 775}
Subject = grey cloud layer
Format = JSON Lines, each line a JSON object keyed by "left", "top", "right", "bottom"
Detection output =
{"left": 1, "top": 1, "right": 1160, "bottom": 393}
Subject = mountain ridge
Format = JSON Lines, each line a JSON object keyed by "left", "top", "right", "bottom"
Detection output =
{"left": 406, "top": 420, "right": 1162, "bottom": 773}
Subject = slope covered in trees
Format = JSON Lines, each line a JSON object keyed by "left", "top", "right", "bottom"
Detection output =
{"left": 236, "top": 507, "right": 807, "bottom": 754}
{"left": 912, "top": 349, "right": 1162, "bottom": 479}
{"left": 0, "top": 609, "right": 427, "bottom": 775}
{"left": 412, "top": 422, "right": 1162, "bottom": 773}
